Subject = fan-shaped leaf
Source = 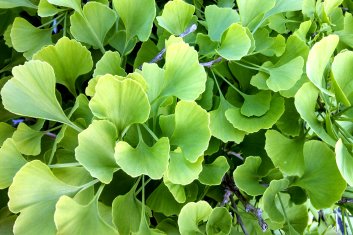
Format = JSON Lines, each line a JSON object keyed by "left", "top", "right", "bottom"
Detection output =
{"left": 0, "top": 122, "right": 15, "bottom": 146}
{"left": 335, "top": 139, "right": 353, "bottom": 186}
{"left": 156, "top": 0, "right": 195, "bottom": 35}
{"left": 206, "top": 207, "right": 232, "bottom": 235}
{"left": 47, "top": 0, "right": 81, "bottom": 12}
{"left": 115, "top": 137, "right": 170, "bottom": 179}
{"left": 12, "top": 122, "right": 44, "bottom": 156}
{"left": 75, "top": 120, "right": 118, "bottom": 184}
{"left": 89, "top": 75, "right": 150, "bottom": 134}
{"left": 1, "top": 60, "right": 71, "bottom": 125}
{"left": 241, "top": 91, "right": 272, "bottom": 117}
{"left": 93, "top": 51, "right": 126, "bottom": 77}
{"left": 0, "top": 0, "right": 36, "bottom": 8}
{"left": 178, "top": 201, "right": 212, "bottom": 235}
{"left": 198, "top": 156, "right": 230, "bottom": 185}
{"left": 263, "top": 179, "right": 289, "bottom": 223}
{"left": 33, "top": 37, "right": 93, "bottom": 95}
{"left": 113, "top": 0, "right": 155, "bottom": 41}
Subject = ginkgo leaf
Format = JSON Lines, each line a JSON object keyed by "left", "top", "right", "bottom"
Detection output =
{"left": 70, "top": 2, "right": 117, "bottom": 52}
{"left": 306, "top": 35, "right": 339, "bottom": 95}
{"left": 205, "top": 5, "right": 240, "bottom": 41}
{"left": 166, "top": 148, "right": 204, "bottom": 185}
{"left": 0, "top": 0, "right": 37, "bottom": 8}
{"left": 1, "top": 60, "right": 72, "bottom": 126}
{"left": 0, "top": 122, "right": 15, "bottom": 146}
{"left": 226, "top": 95, "right": 285, "bottom": 133}
{"left": 115, "top": 137, "right": 170, "bottom": 179}
{"left": 33, "top": 37, "right": 93, "bottom": 95}
{"left": 198, "top": 156, "right": 230, "bottom": 185}
{"left": 12, "top": 122, "right": 44, "bottom": 156}
{"left": 170, "top": 101, "right": 211, "bottom": 162}
{"left": 75, "top": 120, "right": 118, "bottom": 184}
{"left": 93, "top": 51, "right": 126, "bottom": 77}
{"left": 335, "top": 139, "right": 353, "bottom": 186}
{"left": 217, "top": 23, "right": 252, "bottom": 61}
{"left": 139, "top": 63, "right": 165, "bottom": 104}
{"left": 241, "top": 91, "right": 272, "bottom": 117}
{"left": 237, "top": 0, "right": 275, "bottom": 29}
{"left": 161, "top": 36, "right": 207, "bottom": 100}
{"left": 10, "top": 17, "right": 52, "bottom": 59}
{"left": 294, "top": 82, "right": 336, "bottom": 147}
{"left": 8, "top": 160, "right": 81, "bottom": 235}
{"left": 38, "top": 0, "right": 63, "bottom": 17}
{"left": 55, "top": 196, "right": 118, "bottom": 235}
{"left": 178, "top": 201, "right": 212, "bottom": 235}
{"left": 163, "top": 176, "right": 199, "bottom": 203}
{"left": 89, "top": 75, "right": 150, "bottom": 134}
{"left": 293, "top": 141, "right": 346, "bottom": 209}
{"left": 156, "top": 0, "right": 195, "bottom": 35}
{"left": 206, "top": 207, "right": 232, "bottom": 235}
{"left": 113, "top": 0, "right": 155, "bottom": 41}
{"left": 233, "top": 156, "right": 267, "bottom": 196}
{"left": 0, "top": 138, "right": 26, "bottom": 189}
{"left": 47, "top": 0, "right": 81, "bottom": 12}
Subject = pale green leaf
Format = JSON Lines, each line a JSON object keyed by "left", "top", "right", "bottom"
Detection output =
{"left": 33, "top": 37, "right": 93, "bottom": 95}
{"left": 113, "top": 0, "right": 155, "bottom": 41}
{"left": 1, "top": 60, "right": 71, "bottom": 125}
{"left": 206, "top": 207, "right": 232, "bottom": 235}
{"left": 0, "top": 122, "right": 15, "bottom": 146}
{"left": 335, "top": 139, "right": 353, "bottom": 186}
{"left": 0, "top": 0, "right": 36, "bottom": 8}
{"left": 38, "top": 0, "right": 63, "bottom": 17}
{"left": 47, "top": 0, "right": 81, "bottom": 12}
{"left": 75, "top": 120, "right": 118, "bottom": 184}
{"left": 156, "top": 0, "right": 195, "bottom": 35}
{"left": 93, "top": 51, "right": 126, "bottom": 77}
{"left": 263, "top": 179, "right": 289, "bottom": 223}
{"left": 241, "top": 91, "right": 272, "bottom": 117}
{"left": 237, "top": 0, "right": 275, "bottom": 28}
{"left": 12, "top": 122, "right": 44, "bottom": 156}
{"left": 198, "top": 156, "right": 230, "bottom": 185}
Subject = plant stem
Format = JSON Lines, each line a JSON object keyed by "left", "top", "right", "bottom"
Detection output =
{"left": 230, "top": 196, "right": 249, "bottom": 235}
{"left": 49, "top": 162, "right": 82, "bottom": 168}
{"left": 80, "top": 179, "right": 100, "bottom": 191}
{"left": 142, "top": 123, "right": 159, "bottom": 141}
{"left": 200, "top": 57, "right": 223, "bottom": 67}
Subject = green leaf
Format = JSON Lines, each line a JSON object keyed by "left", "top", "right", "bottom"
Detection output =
{"left": 55, "top": 196, "right": 118, "bottom": 235}
{"left": 241, "top": 91, "right": 272, "bottom": 117}
{"left": 115, "top": 137, "right": 170, "bottom": 179}
{"left": 112, "top": 184, "right": 142, "bottom": 234}
{"left": 93, "top": 51, "right": 126, "bottom": 77}
{"left": 156, "top": 0, "right": 195, "bottom": 35}
{"left": 205, "top": 5, "right": 240, "bottom": 41}
{"left": 199, "top": 156, "right": 230, "bottom": 185}
{"left": 1, "top": 60, "right": 72, "bottom": 126}
{"left": 217, "top": 23, "right": 252, "bottom": 61}
{"left": 276, "top": 98, "right": 301, "bottom": 136}
{"left": 166, "top": 148, "right": 204, "bottom": 185}
{"left": 262, "top": 179, "right": 289, "bottom": 223}
{"left": 38, "top": 0, "right": 63, "bottom": 17}
{"left": 335, "top": 139, "right": 353, "bottom": 186}
{"left": 161, "top": 36, "right": 207, "bottom": 100}
{"left": 253, "top": 28, "right": 286, "bottom": 56}
{"left": 10, "top": 17, "right": 52, "bottom": 59}
{"left": 265, "top": 130, "right": 305, "bottom": 176}
{"left": 70, "top": 2, "right": 117, "bottom": 52}
{"left": 113, "top": 0, "right": 155, "bottom": 41}
{"left": 306, "top": 35, "right": 339, "bottom": 95}
{"left": 0, "top": 0, "right": 36, "bottom": 8}
{"left": 226, "top": 95, "right": 285, "bottom": 133}
{"left": 206, "top": 207, "right": 232, "bottom": 235}
{"left": 210, "top": 97, "right": 246, "bottom": 143}
{"left": 33, "top": 37, "right": 93, "bottom": 95}
{"left": 89, "top": 75, "right": 150, "bottom": 134}
{"left": 237, "top": 0, "right": 275, "bottom": 28}
{"left": 293, "top": 141, "right": 346, "bottom": 209}
{"left": 233, "top": 156, "right": 267, "bottom": 196}
{"left": 178, "top": 201, "right": 212, "bottom": 235}
{"left": 47, "top": 0, "right": 81, "bottom": 12}
{"left": 163, "top": 177, "right": 199, "bottom": 203}
{"left": 170, "top": 101, "right": 211, "bottom": 162}
{"left": 0, "top": 138, "right": 26, "bottom": 189}
{"left": 331, "top": 51, "right": 353, "bottom": 106}
{"left": 75, "top": 120, "right": 118, "bottom": 184}
{"left": 294, "top": 82, "right": 336, "bottom": 147}
{"left": 133, "top": 40, "right": 159, "bottom": 69}
{"left": 195, "top": 33, "right": 218, "bottom": 56}
{"left": 139, "top": 63, "right": 165, "bottom": 104}
{"left": 0, "top": 122, "right": 15, "bottom": 146}
{"left": 12, "top": 122, "right": 44, "bottom": 156}
{"left": 8, "top": 160, "right": 80, "bottom": 235}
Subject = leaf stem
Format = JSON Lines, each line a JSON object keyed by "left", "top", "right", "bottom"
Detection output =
{"left": 80, "top": 179, "right": 100, "bottom": 191}
{"left": 142, "top": 123, "right": 159, "bottom": 141}
{"left": 136, "top": 178, "right": 152, "bottom": 195}
{"left": 49, "top": 162, "right": 82, "bottom": 168}
{"left": 213, "top": 68, "right": 246, "bottom": 97}
{"left": 200, "top": 57, "right": 223, "bottom": 68}
{"left": 277, "top": 193, "right": 292, "bottom": 232}
{"left": 230, "top": 195, "right": 249, "bottom": 235}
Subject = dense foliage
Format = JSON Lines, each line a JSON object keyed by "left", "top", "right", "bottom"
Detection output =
{"left": 1, "top": 0, "right": 353, "bottom": 234}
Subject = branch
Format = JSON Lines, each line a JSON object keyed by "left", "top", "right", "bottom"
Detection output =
{"left": 200, "top": 57, "right": 223, "bottom": 68}
{"left": 230, "top": 193, "right": 249, "bottom": 235}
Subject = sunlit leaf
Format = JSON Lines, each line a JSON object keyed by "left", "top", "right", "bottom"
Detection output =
{"left": 75, "top": 120, "right": 118, "bottom": 184}
{"left": 93, "top": 51, "right": 126, "bottom": 77}
{"left": 156, "top": 0, "right": 195, "bottom": 35}
{"left": 253, "top": 28, "right": 286, "bottom": 56}
{"left": 47, "top": 0, "right": 81, "bottom": 12}
{"left": 206, "top": 207, "right": 232, "bottom": 235}
{"left": 139, "top": 63, "right": 165, "bottom": 104}
{"left": 198, "top": 156, "right": 230, "bottom": 185}
{"left": 205, "top": 5, "right": 240, "bottom": 41}
{"left": 237, "top": 0, "right": 275, "bottom": 29}
{"left": 0, "top": 138, "right": 26, "bottom": 189}
{"left": 10, "top": 17, "right": 52, "bottom": 59}
{"left": 306, "top": 35, "right": 338, "bottom": 95}
{"left": 241, "top": 91, "right": 272, "bottom": 117}
{"left": 163, "top": 176, "right": 199, "bottom": 203}
{"left": 113, "top": 0, "right": 155, "bottom": 41}
{"left": 293, "top": 141, "right": 346, "bottom": 209}
{"left": 335, "top": 139, "right": 353, "bottom": 186}
{"left": 178, "top": 201, "right": 212, "bottom": 235}
{"left": 263, "top": 179, "right": 289, "bottom": 223}
{"left": 89, "top": 75, "right": 150, "bottom": 134}
{"left": 1, "top": 60, "right": 72, "bottom": 125}
{"left": 33, "top": 37, "right": 93, "bottom": 95}
{"left": 70, "top": 2, "right": 117, "bottom": 51}
{"left": 233, "top": 156, "right": 267, "bottom": 196}
{"left": 8, "top": 160, "right": 81, "bottom": 235}
{"left": 226, "top": 95, "right": 285, "bottom": 133}
{"left": 294, "top": 82, "right": 336, "bottom": 147}
{"left": 38, "top": 0, "right": 63, "bottom": 17}
{"left": 161, "top": 36, "right": 207, "bottom": 100}
{"left": 217, "top": 23, "right": 252, "bottom": 61}
{"left": 55, "top": 195, "right": 118, "bottom": 235}
{"left": 265, "top": 130, "right": 304, "bottom": 176}
{"left": 12, "top": 122, "right": 44, "bottom": 156}
{"left": 0, "top": 0, "right": 36, "bottom": 8}
{"left": 115, "top": 137, "right": 170, "bottom": 179}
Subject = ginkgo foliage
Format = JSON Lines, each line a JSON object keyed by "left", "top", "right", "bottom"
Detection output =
{"left": 1, "top": 0, "right": 353, "bottom": 234}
